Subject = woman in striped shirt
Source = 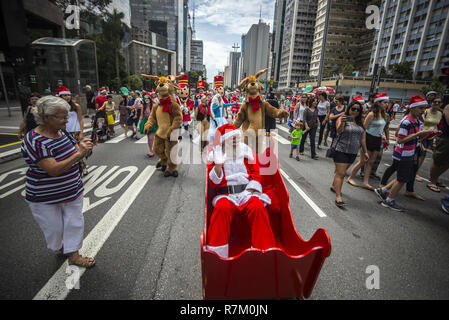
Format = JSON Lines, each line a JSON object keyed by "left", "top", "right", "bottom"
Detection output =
{"left": 21, "top": 96, "right": 95, "bottom": 268}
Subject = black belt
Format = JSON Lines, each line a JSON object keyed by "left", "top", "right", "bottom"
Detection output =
{"left": 217, "top": 184, "right": 247, "bottom": 195}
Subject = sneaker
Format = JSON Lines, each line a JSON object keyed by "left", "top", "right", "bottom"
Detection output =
{"left": 381, "top": 199, "right": 404, "bottom": 212}
{"left": 296, "top": 156, "right": 300, "bottom": 161}
{"left": 374, "top": 187, "right": 387, "bottom": 201}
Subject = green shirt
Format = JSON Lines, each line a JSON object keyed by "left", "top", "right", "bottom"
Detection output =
{"left": 291, "top": 129, "right": 304, "bottom": 145}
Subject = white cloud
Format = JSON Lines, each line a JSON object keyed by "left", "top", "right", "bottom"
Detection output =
{"left": 192, "top": 0, "right": 275, "bottom": 81}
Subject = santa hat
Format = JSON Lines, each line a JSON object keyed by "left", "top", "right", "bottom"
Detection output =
{"left": 214, "top": 75, "right": 224, "bottom": 88}
{"left": 352, "top": 96, "right": 365, "bottom": 104}
{"left": 178, "top": 74, "right": 189, "bottom": 88}
{"left": 100, "top": 87, "right": 107, "bottom": 94}
{"left": 409, "top": 96, "right": 428, "bottom": 109}
{"left": 57, "top": 86, "right": 71, "bottom": 96}
{"left": 374, "top": 93, "right": 389, "bottom": 103}
{"left": 212, "top": 123, "right": 241, "bottom": 147}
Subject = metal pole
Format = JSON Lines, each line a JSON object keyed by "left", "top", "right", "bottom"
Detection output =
{"left": 0, "top": 63, "right": 11, "bottom": 117}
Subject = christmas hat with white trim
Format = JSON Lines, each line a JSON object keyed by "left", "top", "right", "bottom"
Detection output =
{"left": 56, "top": 86, "right": 71, "bottom": 96}
{"left": 374, "top": 93, "right": 389, "bottom": 103}
{"left": 212, "top": 123, "right": 241, "bottom": 148}
{"left": 409, "top": 96, "right": 428, "bottom": 109}
{"left": 352, "top": 96, "right": 365, "bottom": 104}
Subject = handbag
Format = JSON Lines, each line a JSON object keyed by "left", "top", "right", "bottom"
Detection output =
{"left": 107, "top": 113, "right": 115, "bottom": 125}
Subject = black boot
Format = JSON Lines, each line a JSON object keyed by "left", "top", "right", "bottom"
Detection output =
{"left": 156, "top": 162, "right": 162, "bottom": 169}
{"left": 161, "top": 165, "right": 167, "bottom": 172}
{"left": 172, "top": 171, "right": 178, "bottom": 178}
{"left": 164, "top": 171, "right": 172, "bottom": 177}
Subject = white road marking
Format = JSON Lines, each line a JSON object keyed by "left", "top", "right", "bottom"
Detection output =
{"left": 277, "top": 125, "right": 290, "bottom": 134}
{"left": 105, "top": 133, "right": 126, "bottom": 144}
{"left": 280, "top": 168, "right": 327, "bottom": 218}
{"left": 0, "top": 148, "right": 21, "bottom": 158}
{"left": 136, "top": 136, "right": 149, "bottom": 144}
{"left": 0, "top": 126, "right": 19, "bottom": 130}
{"left": 33, "top": 165, "right": 156, "bottom": 300}
{"left": 273, "top": 134, "right": 290, "bottom": 145}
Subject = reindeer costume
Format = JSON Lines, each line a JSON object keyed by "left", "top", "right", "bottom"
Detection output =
{"left": 234, "top": 69, "right": 289, "bottom": 152}
{"left": 142, "top": 74, "right": 183, "bottom": 177}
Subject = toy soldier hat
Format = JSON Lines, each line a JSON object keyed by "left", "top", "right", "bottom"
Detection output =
{"left": 179, "top": 74, "right": 189, "bottom": 88}
{"left": 197, "top": 80, "right": 205, "bottom": 89}
{"left": 214, "top": 75, "right": 224, "bottom": 88}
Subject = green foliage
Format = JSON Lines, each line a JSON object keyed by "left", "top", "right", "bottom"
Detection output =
{"left": 421, "top": 78, "right": 445, "bottom": 96}
{"left": 126, "top": 75, "right": 143, "bottom": 90}
{"left": 343, "top": 64, "right": 354, "bottom": 76}
{"left": 391, "top": 62, "right": 414, "bottom": 80}
{"left": 189, "top": 70, "right": 209, "bottom": 90}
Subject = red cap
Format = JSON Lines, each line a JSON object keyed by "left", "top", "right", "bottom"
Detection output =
{"left": 179, "top": 74, "right": 189, "bottom": 88}
{"left": 214, "top": 75, "right": 224, "bottom": 88}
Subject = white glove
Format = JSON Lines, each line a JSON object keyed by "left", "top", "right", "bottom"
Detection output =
{"left": 213, "top": 145, "right": 226, "bottom": 165}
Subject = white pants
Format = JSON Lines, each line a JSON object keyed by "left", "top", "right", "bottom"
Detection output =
{"left": 27, "top": 194, "right": 84, "bottom": 254}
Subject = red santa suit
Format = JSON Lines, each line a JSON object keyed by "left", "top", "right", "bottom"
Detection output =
{"left": 206, "top": 124, "right": 276, "bottom": 258}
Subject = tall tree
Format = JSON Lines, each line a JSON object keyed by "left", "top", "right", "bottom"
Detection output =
{"left": 102, "top": 9, "right": 127, "bottom": 80}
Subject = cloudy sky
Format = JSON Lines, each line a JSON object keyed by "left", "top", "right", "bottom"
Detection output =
{"left": 190, "top": 0, "right": 275, "bottom": 83}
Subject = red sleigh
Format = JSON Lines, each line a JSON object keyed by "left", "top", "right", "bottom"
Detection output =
{"left": 201, "top": 138, "right": 331, "bottom": 300}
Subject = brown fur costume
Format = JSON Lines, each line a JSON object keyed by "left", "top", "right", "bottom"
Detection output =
{"left": 142, "top": 74, "right": 183, "bottom": 177}
{"left": 194, "top": 95, "right": 215, "bottom": 152}
{"left": 233, "top": 69, "right": 289, "bottom": 151}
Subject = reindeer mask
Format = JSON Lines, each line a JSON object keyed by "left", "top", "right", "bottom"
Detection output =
{"left": 141, "top": 74, "right": 182, "bottom": 99}
{"left": 238, "top": 68, "right": 268, "bottom": 99}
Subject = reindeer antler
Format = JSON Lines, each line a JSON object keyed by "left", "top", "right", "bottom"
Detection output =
{"left": 141, "top": 74, "right": 159, "bottom": 81}
{"left": 255, "top": 68, "right": 268, "bottom": 79}
{"left": 238, "top": 77, "right": 249, "bottom": 88}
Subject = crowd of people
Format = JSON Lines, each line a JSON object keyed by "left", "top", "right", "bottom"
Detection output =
{"left": 278, "top": 91, "right": 448, "bottom": 213}
{"left": 15, "top": 78, "right": 449, "bottom": 268}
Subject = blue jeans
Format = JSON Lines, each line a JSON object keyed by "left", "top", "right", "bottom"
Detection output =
{"left": 299, "top": 126, "right": 317, "bottom": 157}
{"left": 442, "top": 194, "right": 449, "bottom": 209}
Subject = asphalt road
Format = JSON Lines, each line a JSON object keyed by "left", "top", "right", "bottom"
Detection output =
{"left": 0, "top": 122, "right": 448, "bottom": 300}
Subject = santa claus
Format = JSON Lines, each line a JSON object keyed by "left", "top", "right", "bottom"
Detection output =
{"left": 206, "top": 123, "right": 276, "bottom": 258}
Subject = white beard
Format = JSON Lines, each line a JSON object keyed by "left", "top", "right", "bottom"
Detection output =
{"left": 223, "top": 143, "right": 243, "bottom": 161}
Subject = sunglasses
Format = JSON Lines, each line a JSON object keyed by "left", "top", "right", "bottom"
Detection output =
{"left": 350, "top": 107, "right": 361, "bottom": 112}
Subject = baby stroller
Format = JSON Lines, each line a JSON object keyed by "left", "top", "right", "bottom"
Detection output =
{"left": 91, "top": 113, "right": 109, "bottom": 143}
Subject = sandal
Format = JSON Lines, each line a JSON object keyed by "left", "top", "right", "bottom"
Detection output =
{"left": 346, "top": 179, "right": 359, "bottom": 187}
{"left": 68, "top": 254, "right": 96, "bottom": 268}
{"left": 361, "top": 184, "right": 374, "bottom": 191}
{"left": 335, "top": 200, "right": 346, "bottom": 207}
{"left": 436, "top": 182, "right": 447, "bottom": 188}
{"left": 427, "top": 183, "right": 441, "bottom": 193}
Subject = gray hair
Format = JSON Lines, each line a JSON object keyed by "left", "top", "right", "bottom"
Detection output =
{"left": 32, "top": 96, "right": 70, "bottom": 125}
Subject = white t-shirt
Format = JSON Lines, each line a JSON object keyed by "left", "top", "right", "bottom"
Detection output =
{"left": 393, "top": 103, "right": 400, "bottom": 112}
{"left": 317, "top": 100, "right": 330, "bottom": 116}
{"left": 295, "top": 103, "right": 307, "bottom": 122}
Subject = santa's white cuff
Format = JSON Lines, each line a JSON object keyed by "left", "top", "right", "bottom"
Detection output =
{"left": 209, "top": 167, "right": 223, "bottom": 185}
{"left": 246, "top": 180, "right": 262, "bottom": 193}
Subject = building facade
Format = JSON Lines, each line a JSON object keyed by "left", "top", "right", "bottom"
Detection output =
{"left": 190, "top": 39, "right": 204, "bottom": 72}
{"left": 272, "top": 0, "right": 287, "bottom": 82}
{"left": 228, "top": 51, "right": 241, "bottom": 89}
{"left": 125, "top": 40, "right": 176, "bottom": 76}
{"left": 309, "top": 0, "right": 377, "bottom": 81}
{"left": 278, "top": 0, "right": 317, "bottom": 89}
{"left": 370, "top": 0, "right": 449, "bottom": 79}
{"left": 130, "top": 0, "right": 187, "bottom": 72}
{"left": 241, "top": 21, "right": 270, "bottom": 80}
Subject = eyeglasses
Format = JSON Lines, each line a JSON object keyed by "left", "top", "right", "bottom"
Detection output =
{"left": 51, "top": 115, "right": 69, "bottom": 121}
{"left": 350, "top": 108, "right": 361, "bottom": 112}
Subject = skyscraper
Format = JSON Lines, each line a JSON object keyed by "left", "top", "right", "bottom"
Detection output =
{"left": 272, "top": 0, "right": 286, "bottom": 82}
{"left": 278, "top": 0, "right": 317, "bottom": 89}
{"left": 242, "top": 21, "right": 270, "bottom": 80}
{"left": 130, "top": 0, "right": 187, "bottom": 72}
{"left": 370, "top": 0, "right": 449, "bottom": 79}
{"left": 229, "top": 51, "right": 241, "bottom": 89}
{"left": 309, "top": 0, "right": 377, "bottom": 81}
{"left": 190, "top": 39, "right": 204, "bottom": 72}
